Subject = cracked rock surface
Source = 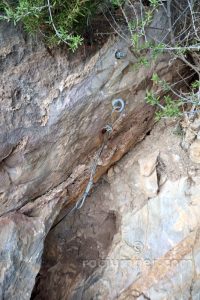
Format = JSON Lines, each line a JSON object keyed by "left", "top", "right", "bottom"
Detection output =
{"left": 33, "top": 119, "right": 200, "bottom": 300}
{"left": 0, "top": 17, "right": 192, "bottom": 300}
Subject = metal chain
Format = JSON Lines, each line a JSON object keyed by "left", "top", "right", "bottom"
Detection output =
{"left": 75, "top": 98, "right": 125, "bottom": 210}
{"left": 51, "top": 98, "right": 125, "bottom": 229}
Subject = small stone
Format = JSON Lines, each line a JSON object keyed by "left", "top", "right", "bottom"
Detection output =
{"left": 188, "top": 166, "right": 196, "bottom": 177}
{"left": 76, "top": 230, "right": 82, "bottom": 237}
{"left": 141, "top": 169, "right": 158, "bottom": 197}
{"left": 159, "top": 173, "right": 167, "bottom": 187}
{"left": 184, "top": 129, "right": 196, "bottom": 144}
{"left": 107, "top": 167, "right": 114, "bottom": 179}
{"left": 138, "top": 150, "right": 159, "bottom": 177}
{"left": 190, "top": 195, "right": 200, "bottom": 206}
{"left": 181, "top": 140, "right": 190, "bottom": 151}
{"left": 114, "top": 166, "right": 121, "bottom": 174}
{"left": 197, "top": 131, "right": 200, "bottom": 140}
{"left": 190, "top": 140, "right": 200, "bottom": 163}
{"left": 181, "top": 129, "right": 197, "bottom": 150}
{"left": 191, "top": 118, "right": 200, "bottom": 131}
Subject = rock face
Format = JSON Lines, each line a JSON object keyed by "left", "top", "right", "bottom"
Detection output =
{"left": 0, "top": 15, "right": 192, "bottom": 300}
{"left": 0, "top": 193, "right": 63, "bottom": 300}
{"left": 33, "top": 119, "right": 200, "bottom": 300}
{"left": 190, "top": 140, "right": 200, "bottom": 163}
{"left": 0, "top": 16, "right": 186, "bottom": 216}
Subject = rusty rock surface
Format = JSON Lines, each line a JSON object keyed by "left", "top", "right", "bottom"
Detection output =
{"left": 0, "top": 16, "right": 188, "bottom": 300}
{"left": 33, "top": 119, "right": 200, "bottom": 300}
{"left": 0, "top": 20, "right": 185, "bottom": 216}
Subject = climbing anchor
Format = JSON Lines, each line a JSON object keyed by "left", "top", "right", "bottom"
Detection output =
{"left": 52, "top": 97, "right": 126, "bottom": 227}
{"left": 112, "top": 98, "right": 125, "bottom": 113}
{"left": 115, "top": 50, "right": 127, "bottom": 59}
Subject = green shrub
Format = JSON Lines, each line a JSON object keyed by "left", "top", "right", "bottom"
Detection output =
{"left": 0, "top": 0, "right": 110, "bottom": 51}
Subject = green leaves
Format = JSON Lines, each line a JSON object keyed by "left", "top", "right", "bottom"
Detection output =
{"left": 0, "top": 0, "right": 102, "bottom": 51}
{"left": 152, "top": 43, "right": 165, "bottom": 59}
{"left": 160, "top": 95, "right": 182, "bottom": 118}
{"left": 192, "top": 80, "right": 200, "bottom": 89}
{"left": 151, "top": 73, "right": 170, "bottom": 92}
{"left": 149, "top": 0, "right": 160, "bottom": 8}
{"left": 67, "top": 35, "right": 83, "bottom": 52}
{"left": 145, "top": 90, "right": 160, "bottom": 106}
{"left": 151, "top": 73, "right": 159, "bottom": 84}
{"left": 131, "top": 33, "right": 139, "bottom": 49}
{"left": 145, "top": 90, "right": 182, "bottom": 120}
{"left": 111, "top": 0, "right": 125, "bottom": 6}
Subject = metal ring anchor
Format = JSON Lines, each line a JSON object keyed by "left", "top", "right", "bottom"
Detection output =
{"left": 112, "top": 98, "right": 125, "bottom": 113}
{"left": 102, "top": 124, "right": 113, "bottom": 133}
{"left": 115, "top": 50, "right": 127, "bottom": 59}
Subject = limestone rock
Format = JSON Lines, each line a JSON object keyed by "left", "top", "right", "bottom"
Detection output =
{"left": 190, "top": 140, "right": 200, "bottom": 163}
{"left": 0, "top": 167, "right": 10, "bottom": 192}
{"left": 191, "top": 117, "right": 200, "bottom": 131}
{"left": 33, "top": 121, "right": 200, "bottom": 300}
{"left": 0, "top": 13, "right": 190, "bottom": 300}
{"left": 138, "top": 150, "right": 159, "bottom": 177}
{"left": 138, "top": 151, "right": 159, "bottom": 197}
{"left": 181, "top": 128, "right": 196, "bottom": 150}
{"left": 107, "top": 167, "right": 115, "bottom": 180}
{"left": 0, "top": 213, "right": 43, "bottom": 300}
{"left": 140, "top": 169, "right": 158, "bottom": 197}
{"left": 0, "top": 187, "right": 65, "bottom": 300}
{"left": 181, "top": 116, "right": 200, "bottom": 150}
{"left": 0, "top": 21, "right": 158, "bottom": 216}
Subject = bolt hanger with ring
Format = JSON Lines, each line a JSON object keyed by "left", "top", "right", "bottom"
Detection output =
{"left": 112, "top": 98, "right": 125, "bottom": 113}
{"left": 115, "top": 50, "right": 127, "bottom": 59}
{"left": 102, "top": 124, "right": 113, "bottom": 134}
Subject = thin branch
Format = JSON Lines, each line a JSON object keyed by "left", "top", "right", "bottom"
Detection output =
{"left": 167, "top": 0, "right": 175, "bottom": 44}
{"left": 47, "top": 0, "right": 70, "bottom": 46}
{"left": 187, "top": 0, "right": 200, "bottom": 41}
{"left": 101, "top": 6, "right": 130, "bottom": 43}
